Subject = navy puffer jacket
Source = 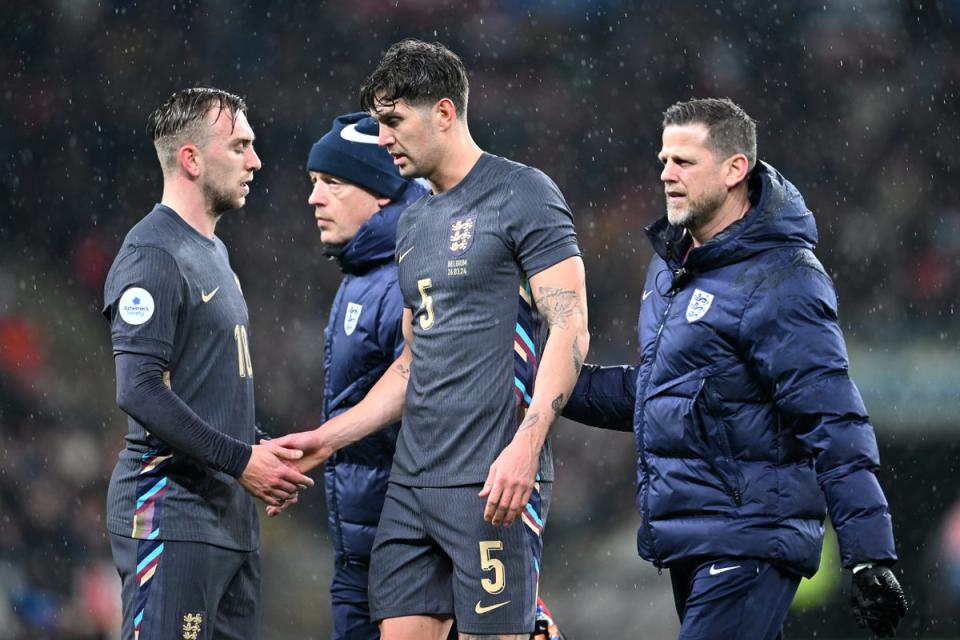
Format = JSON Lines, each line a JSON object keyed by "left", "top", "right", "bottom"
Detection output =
{"left": 567, "top": 162, "right": 897, "bottom": 576}
{"left": 322, "top": 180, "right": 427, "bottom": 563}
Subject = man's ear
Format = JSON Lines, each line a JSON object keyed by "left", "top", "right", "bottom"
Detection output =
{"left": 376, "top": 196, "right": 391, "bottom": 208}
{"left": 433, "top": 98, "right": 458, "bottom": 131}
{"left": 724, "top": 153, "right": 750, "bottom": 189}
{"left": 178, "top": 144, "right": 202, "bottom": 178}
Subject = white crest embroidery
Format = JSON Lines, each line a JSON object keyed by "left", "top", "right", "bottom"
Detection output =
{"left": 343, "top": 302, "right": 363, "bottom": 336}
{"left": 685, "top": 289, "right": 714, "bottom": 323}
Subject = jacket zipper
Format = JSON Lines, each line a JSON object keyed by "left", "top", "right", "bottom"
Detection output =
{"left": 638, "top": 295, "right": 676, "bottom": 567}
{"left": 324, "top": 282, "right": 346, "bottom": 559}
{"left": 697, "top": 386, "right": 744, "bottom": 507}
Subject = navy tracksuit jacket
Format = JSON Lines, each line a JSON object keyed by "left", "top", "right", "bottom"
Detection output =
{"left": 565, "top": 161, "right": 897, "bottom": 577}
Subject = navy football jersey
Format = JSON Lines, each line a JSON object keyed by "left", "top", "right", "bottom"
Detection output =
{"left": 103, "top": 204, "right": 258, "bottom": 550}
{"left": 391, "top": 153, "right": 580, "bottom": 486}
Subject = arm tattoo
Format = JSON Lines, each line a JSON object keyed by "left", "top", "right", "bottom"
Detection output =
{"left": 517, "top": 411, "right": 541, "bottom": 433}
{"left": 535, "top": 286, "right": 582, "bottom": 330}
{"left": 572, "top": 334, "right": 584, "bottom": 376}
{"left": 393, "top": 361, "right": 410, "bottom": 380}
{"left": 551, "top": 393, "right": 566, "bottom": 416}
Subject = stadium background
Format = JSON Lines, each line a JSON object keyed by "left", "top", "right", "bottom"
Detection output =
{"left": 1, "top": 1, "right": 959, "bottom": 637}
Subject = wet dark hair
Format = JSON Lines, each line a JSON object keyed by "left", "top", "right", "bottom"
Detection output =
{"left": 663, "top": 98, "right": 757, "bottom": 171}
{"left": 146, "top": 88, "right": 246, "bottom": 169}
{"left": 359, "top": 39, "right": 469, "bottom": 117}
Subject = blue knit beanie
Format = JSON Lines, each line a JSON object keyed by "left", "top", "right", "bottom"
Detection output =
{"left": 307, "top": 112, "right": 408, "bottom": 200}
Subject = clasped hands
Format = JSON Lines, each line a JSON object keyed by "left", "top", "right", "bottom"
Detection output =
{"left": 239, "top": 428, "right": 334, "bottom": 517}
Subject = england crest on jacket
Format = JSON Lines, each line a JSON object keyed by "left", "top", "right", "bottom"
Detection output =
{"left": 344, "top": 302, "right": 363, "bottom": 335}
{"left": 686, "top": 289, "right": 714, "bottom": 323}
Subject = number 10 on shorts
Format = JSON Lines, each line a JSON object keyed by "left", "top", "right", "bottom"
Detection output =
{"left": 479, "top": 541, "right": 505, "bottom": 594}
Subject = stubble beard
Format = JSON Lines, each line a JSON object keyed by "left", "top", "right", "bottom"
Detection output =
{"left": 665, "top": 186, "right": 726, "bottom": 232}
{"left": 203, "top": 180, "right": 242, "bottom": 215}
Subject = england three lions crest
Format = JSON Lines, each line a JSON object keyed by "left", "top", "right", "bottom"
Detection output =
{"left": 344, "top": 302, "right": 362, "bottom": 336}
{"left": 448, "top": 214, "right": 477, "bottom": 256}
{"left": 686, "top": 289, "right": 714, "bottom": 323}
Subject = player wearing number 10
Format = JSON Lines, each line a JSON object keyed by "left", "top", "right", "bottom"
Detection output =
{"left": 274, "top": 40, "right": 589, "bottom": 640}
{"left": 102, "top": 88, "right": 313, "bottom": 640}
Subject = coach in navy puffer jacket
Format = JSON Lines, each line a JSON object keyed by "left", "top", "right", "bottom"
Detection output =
{"left": 568, "top": 144, "right": 897, "bottom": 578}
{"left": 633, "top": 158, "right": 895, "bottom": 575}
{"left": 320, "top": 178, "right": 426, "bottom": 563}
{"left": 565, "top": 99, "right": 905, "bottom": 637}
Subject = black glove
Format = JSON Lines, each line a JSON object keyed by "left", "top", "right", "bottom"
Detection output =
{"left": 851, "top": 564, "right": 907, "bottom": 637}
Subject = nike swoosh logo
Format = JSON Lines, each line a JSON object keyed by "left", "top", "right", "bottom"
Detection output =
{"left": 474, "top": 600, "right": 510, "bottom": 615}
{"left": 709, "top": 564, "right": 741, "bottom": 576}
{"left": 340, "top": 123, "right": 380, "bottom": 145}
{"left": 398, "top": 246, "right": 415, "bottom": 264}
{"left": 201, "top": 287, "right": 220, "bottom": 303}
{"left": 642, "top": 290, "right": 653, "bottom": 301}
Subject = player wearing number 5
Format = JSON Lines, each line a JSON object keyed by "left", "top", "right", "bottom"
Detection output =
{"left": 274, "top": 40, "right": 588, "bottom": 640}
{"left": 102, "top": 88, "right": 313, "bottom": 640}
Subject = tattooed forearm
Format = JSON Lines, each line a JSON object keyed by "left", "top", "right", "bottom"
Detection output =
{"left": 535, "top": 286, "right": 582, "bottom": 330}
{"left": 517, "top": 411, "right": 541, "bottom": 433}
{"left": 393, "top": 361, "right": 410, "bottom": 380}
{"left": 551, "top": 393, "right": 566, "bottom": 416}
{"left": 572, "top": 335, "right": 584, "bottom": 376}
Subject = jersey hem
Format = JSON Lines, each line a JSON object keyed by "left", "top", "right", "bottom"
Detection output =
{"left": 105, "top": 519, "right": 258, "bottom": 552}
{"left": 387, "top": 473, "right": 556, "bottom": 487}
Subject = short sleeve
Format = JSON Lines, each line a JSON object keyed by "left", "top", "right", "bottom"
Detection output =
{"left": 500, "top": 168, "right": 580, "bottom": 277}
{"left": 103, "top": 246, "right": 183, "bottom": 361}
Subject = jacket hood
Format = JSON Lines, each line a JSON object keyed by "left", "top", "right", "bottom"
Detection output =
{"left": 645, "top": 161, "right": 818, "bottom": 271}
{"left": 334, "top": 180, "right": 428, "bottom": 275}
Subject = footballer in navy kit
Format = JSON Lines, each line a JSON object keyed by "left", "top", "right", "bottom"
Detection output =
{"left": 102, "top": 88, "right": 313, "bottom": 640}
{"left": 276, "top": 40, "right": 588, "bottom": 640}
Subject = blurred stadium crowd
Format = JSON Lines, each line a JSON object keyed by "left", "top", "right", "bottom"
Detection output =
{"left": 1, "top": 1, "right": 958, "bottom": 637}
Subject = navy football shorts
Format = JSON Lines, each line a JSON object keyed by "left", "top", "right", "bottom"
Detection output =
{"left": 109, "top": 533, "right": 260, "bottom": 640}
{"left": 368, "top": 481, "right": 551, "bottom": 635}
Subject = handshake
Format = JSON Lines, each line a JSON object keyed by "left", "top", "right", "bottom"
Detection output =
{"left": 237, "top": 429, "right": 332, "bottom": 517}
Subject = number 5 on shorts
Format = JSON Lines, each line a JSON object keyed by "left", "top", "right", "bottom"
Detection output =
{"left": 479, "top": 541, "right": 505, "bottom": 594}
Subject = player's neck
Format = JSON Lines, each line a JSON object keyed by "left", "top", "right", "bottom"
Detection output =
{"left": 160, "top": 184, "right": 219, "bottom": 239}
{"left": 428, "top": 128, "right": 483, "bottom": 195}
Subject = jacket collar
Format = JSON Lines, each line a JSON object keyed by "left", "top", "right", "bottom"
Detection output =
{"left": 333, "top": 180, "right": 428, "bottom": 275}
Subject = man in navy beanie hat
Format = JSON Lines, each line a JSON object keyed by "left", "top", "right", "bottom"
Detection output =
{"left": 272, "top": 111, "right": 427, "bottom": 640}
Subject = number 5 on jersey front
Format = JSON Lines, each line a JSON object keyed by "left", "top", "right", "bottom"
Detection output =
{"left": 417, "top": 278, "right": 435, "bottom": 330}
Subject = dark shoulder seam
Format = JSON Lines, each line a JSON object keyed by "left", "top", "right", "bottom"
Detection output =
{"left": 121, "top": 243, "right": 181, "bottom": 267}
{"left": 493, "top": 165, "right": 542, "bottom": 250}
{"left": 735, "top": 250, "right": 830, "bottom": 344}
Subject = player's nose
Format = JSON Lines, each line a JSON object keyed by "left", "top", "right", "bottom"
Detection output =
{"left": 247, "top": 146, "right": 262, "bottom": 172}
